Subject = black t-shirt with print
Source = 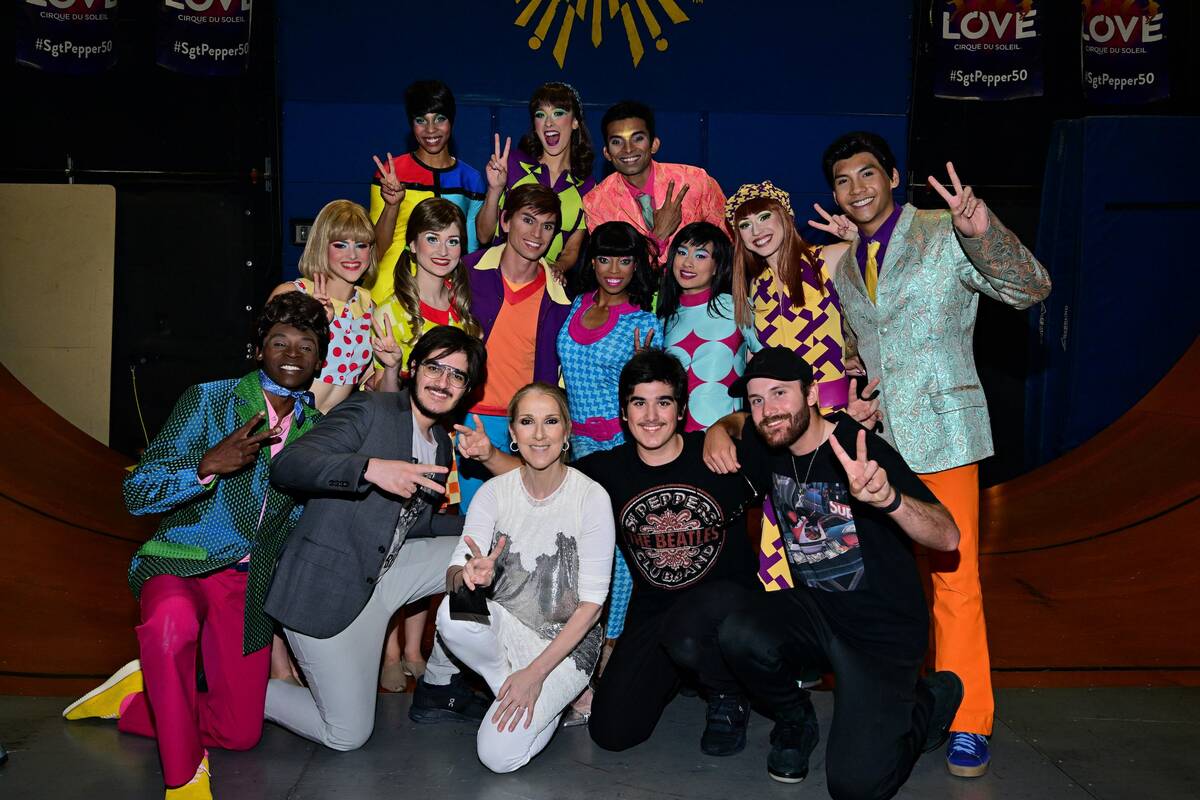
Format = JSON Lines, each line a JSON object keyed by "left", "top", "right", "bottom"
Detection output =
{"left": 575, "top": 432, "right": 759, "bottom": 623}
{"left": 737, "top": 412, "right": 937, "bottom": 663}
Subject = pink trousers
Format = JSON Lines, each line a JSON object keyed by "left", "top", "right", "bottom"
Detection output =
{"left": 117, "top": 569, "right": 269, "bottom": 787}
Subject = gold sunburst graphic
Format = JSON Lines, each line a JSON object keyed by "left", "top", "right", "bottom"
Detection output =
{"left": 514, "top": 0, "right": 694, "bottom": 69}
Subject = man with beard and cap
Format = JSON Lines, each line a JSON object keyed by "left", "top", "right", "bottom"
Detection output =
{"left": 262, "top": 325, "right": 491, "bottom": 750}
{"left": 703, "top": 346, "right": 964, "bottom": 797}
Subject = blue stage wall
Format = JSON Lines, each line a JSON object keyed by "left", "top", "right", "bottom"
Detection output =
{"left": 276, "top": 1, "right": 914, "bottom": 273}
{"left": 1027, "top": 116, "right": 1200, "bottom": 466}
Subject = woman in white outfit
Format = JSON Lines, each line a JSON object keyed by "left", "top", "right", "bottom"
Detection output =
{"left": 437, "top": 382, "right": 614, "bottom": 773}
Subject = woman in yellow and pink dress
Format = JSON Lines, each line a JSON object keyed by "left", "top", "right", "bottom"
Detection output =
{"left": 369, "top": 198, "right": 481, "bottom": 391}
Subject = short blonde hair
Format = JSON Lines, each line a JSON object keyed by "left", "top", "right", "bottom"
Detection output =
{"left": 298, "top": 199, "right": 379, "bottom": 285}
{"left": 507, "top": 382, "right": 572, "bottom": 459}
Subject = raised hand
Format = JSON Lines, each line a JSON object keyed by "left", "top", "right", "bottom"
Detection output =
{"left": 485, "top": 134, "right": 511, "bottom": 192}
{"left": 372, "top": 152, "right": 405, "bottom": 207}
{"left": 370, "top": 311, "right": 403, "bottom": 370}
{"left": 806, "top": 203, "right": 857, "bottom": 242}
{"left": 455, "top": 414, "right": 495, "bottom": 462}
{"left": 462, "top": 534, "right": 507, "bottom": 590}
{"left": 632, "top": 326, "right": 655, "bottom": 352}
{"left": 846, "top": 377, "right": 882, "bottom": 428}
{"left": 493, "top": 666, "right": 544, "bottom": 732}
{"left": 311, "top": 273, "right": 335, "bottom": 322}
{"left": 828, "top": 429, "right": 896, "bottom": 509}
{"left": 928, "top": 161, "right": 990, "bottom": 238}
{"left": 197, "top": 413, "right": 281, "bottom": 478}
{"left": 363, "top": 459, "right": 448, "bottom": 499}
{"left": 651, "top": 179, "right": 690, "bottom": 241}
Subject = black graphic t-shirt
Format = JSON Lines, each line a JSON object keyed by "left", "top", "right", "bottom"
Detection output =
{"left": 737, "top": 412, "right": 938, "bottom": 662}
{"left": 575, "top": 432, "right": 759, "bottom": 623}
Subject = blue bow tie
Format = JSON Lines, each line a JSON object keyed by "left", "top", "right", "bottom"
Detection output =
{"left": 258, "top": 370, "right": 314, "bottom": 423}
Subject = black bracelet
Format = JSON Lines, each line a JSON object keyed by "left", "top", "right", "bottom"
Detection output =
{"left": 879, "top": 491, "right": 902, "bottom": 514}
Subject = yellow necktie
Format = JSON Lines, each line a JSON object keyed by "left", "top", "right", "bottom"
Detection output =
{"left": 865, "top": 240, "right": 881, "bottom": 304}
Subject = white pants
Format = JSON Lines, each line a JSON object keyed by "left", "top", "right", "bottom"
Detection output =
{"left": 436, "top": 600, "right": 564, "bottom": 773}
{"left": 265, "top": 537, "right": 458, "bottom": 751}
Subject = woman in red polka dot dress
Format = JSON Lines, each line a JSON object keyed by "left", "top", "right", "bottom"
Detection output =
{"left": 269, "top": 199, "right": 378, "bottom": 414}
{"left": 265, "top": 199, "right": 379, "bottom": 685}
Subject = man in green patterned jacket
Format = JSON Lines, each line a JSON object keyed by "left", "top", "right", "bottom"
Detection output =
{"left": 816, "top": 131, "right": 1051, "bottom": 779}
{"left": 61, "top": 291, "right": 329, "bottom": 800}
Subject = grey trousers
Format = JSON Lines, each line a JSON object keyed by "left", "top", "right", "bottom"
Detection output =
{"left": 265, "top": 536, "right": 458, "bottom": 751}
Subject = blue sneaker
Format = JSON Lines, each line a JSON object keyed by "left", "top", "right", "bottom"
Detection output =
{"left": 946, "top": 732, "right": 990, "bottom": 777}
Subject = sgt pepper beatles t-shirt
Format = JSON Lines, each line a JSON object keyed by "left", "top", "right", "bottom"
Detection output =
{"left": 575, "top": 432, "right": 758, "bottom": 623}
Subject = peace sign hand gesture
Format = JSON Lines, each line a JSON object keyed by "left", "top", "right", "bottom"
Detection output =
{"left": 651, "top": 180, "right": 690, "bottom": 241}
{"left": 806, "top": 203, "right": 857, "bottom": 242}
{"left": 372, "top": 153, "right": 405, "bottom": 207}
{"left": 310, "top": 273, "right": 335, "bottom": 322}
{"left": 928, "top": 161, "right": 990, "bottom": 238}
{"left": 846, "top": 377, "right": 882, "bottom": 428}
{"left": 370, "top": 311, "right": 402, "bottom": 370}
{"left": 197, "top": 413, "right": 281, "bottom": 479}
{"left": 828, "top": 429, "right": 897, "bottom": 510}
{"left": 633, "top": 326, "right": 655, "bottom": 352}
{"left": 462, "top": 534, "right": 507, "bottom": 590}
{"left": 485, "top": 135, "right": 511, "bottom": 192}
{"left": 454, "top": 414, "right": 495, "bottom": 462}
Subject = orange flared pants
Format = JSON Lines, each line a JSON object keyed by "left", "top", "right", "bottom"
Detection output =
{"left": 919, "top": 463, "right": 993, "bottom": 735}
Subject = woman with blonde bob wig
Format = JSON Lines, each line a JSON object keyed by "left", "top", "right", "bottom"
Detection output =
{"left": 436, "top": 382, "right": 615, "bottom": 773}
{"left": 269, "top": 199, "right": 379, "bottom": 414}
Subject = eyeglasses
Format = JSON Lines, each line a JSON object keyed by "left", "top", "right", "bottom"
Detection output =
{"left": 419, "top": 360, "right": 468, "bottom": 388}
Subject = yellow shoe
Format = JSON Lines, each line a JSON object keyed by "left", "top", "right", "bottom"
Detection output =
{"left": 62, "top": 659, "right": 142, "bottom": 720}
{"left": 165, "top": 755, "right": 211, "bottom": 799}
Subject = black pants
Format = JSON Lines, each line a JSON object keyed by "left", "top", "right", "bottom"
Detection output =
{"left": 718, "top": 591, "right": 933, "bottom": 800}
{"left": 589, "top": 579, "right": 751, "bottom": 752}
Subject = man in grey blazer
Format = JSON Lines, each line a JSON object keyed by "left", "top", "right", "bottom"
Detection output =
{"left": 814, "top": 132, "right": 1051, "bottom": 779}
{"left": 264, "top": 326, "right": 489, "bottom": 751}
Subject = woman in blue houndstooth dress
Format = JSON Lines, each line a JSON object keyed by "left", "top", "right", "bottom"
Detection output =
{"left": 556, "top": 221, "right": 662, "bottom": 648}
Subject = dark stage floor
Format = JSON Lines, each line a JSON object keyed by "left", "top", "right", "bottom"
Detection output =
{"left": 1, "top": 687, "right": 1196, "bottom": 799}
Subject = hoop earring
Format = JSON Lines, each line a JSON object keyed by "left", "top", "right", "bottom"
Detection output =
{"left": 508, "top": 441, "right": 520, "bottom": 453}
{"left": 561, "top": 441, "right": 570, "bottom": 452}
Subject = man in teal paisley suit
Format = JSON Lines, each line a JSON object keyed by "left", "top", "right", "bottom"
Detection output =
{"left": 816, "top": 131, "right": 1051, "bottom": 779}
{"left": 62, "top": 292, "right": 329, "bottom": 800}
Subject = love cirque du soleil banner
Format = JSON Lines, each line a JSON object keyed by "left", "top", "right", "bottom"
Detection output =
{"left": 156, "top": 0, "right": 252, "bottom": 76}
{"left": 16, "top": 0, "right": 118, "bottom": 74}
{"left": 933, "top": 0, "right": 1043, "bottom": 100}
{"left": 1081, "top": 1, "right": 1168, "bottom": 104}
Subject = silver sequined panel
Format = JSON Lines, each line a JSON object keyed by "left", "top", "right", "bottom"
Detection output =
{"left": 491, "top": 530, "right": 602, "bottom": 673}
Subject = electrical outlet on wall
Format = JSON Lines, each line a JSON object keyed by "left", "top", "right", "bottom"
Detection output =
{"left": 291, "top": 218, "right": 314, "bottom": 247}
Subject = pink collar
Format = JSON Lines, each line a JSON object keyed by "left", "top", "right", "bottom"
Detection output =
{"left": 568, "top": 292, "right": 638, "bottom": 345}
{"left": 679, "top": 287, "right": 713, "bottom": 307}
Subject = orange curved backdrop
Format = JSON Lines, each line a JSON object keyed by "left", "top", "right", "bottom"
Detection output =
{"left": 980, "top": 338, "right": 1200, "bottom": 687}
{"left": 0, "top": 363, "right": 151, "bottom": 696}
